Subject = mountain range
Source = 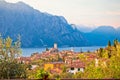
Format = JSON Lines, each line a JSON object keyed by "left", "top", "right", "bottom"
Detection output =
{"left": 71, "top": 24, "right": 95, "bottom": 33}
{"left": 84, "top": 26, "right": 120, "bottom": 46}
{"left": 0, "top": 0, "right": 120, "bottom": 47}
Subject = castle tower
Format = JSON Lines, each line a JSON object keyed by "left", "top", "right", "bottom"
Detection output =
{"left": 54, "top": 43, "right": 57, "bottom": 49}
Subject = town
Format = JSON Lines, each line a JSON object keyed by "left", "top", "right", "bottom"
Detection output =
{"left": 0, "top": 36, "right": 120, "bottom": 79}
{"left": 17, "top": 39, "right": 120, "bottom": 79}
{"left": 1, "top": 0, "right": 120, "bottom": 79}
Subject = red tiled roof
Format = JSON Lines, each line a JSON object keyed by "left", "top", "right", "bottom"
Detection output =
{"left": 50, "top": 62, "right": 64, "bottom": 64}
{"left": 18, "top": 57, "right": 31, "bottom": 63}
{"left": 69, "top": 61, "right": 85, "bottom": 68}
{"left": 86, "top": 53, "right": 97, "bottom": 59}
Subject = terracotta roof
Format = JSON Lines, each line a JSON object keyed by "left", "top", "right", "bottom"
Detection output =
{"left": 18, "top": 57, "right": 31, "bottom": 63}
{"left": 69, "top": 61, "right": 85, "bottom": 68}
{"left": 50, "top": 62, "right": 64, "bottom": 64}
{"left": 19, "top": 57, "right": 31, "bottom": 61}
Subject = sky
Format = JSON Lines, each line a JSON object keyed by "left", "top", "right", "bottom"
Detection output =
{"left": 5, "top": 0, "right": 120, "bottom": 28}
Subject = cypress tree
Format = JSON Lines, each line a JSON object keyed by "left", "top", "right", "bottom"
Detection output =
{"left": 108, "top": 40, "right": 111, "bottom": 47}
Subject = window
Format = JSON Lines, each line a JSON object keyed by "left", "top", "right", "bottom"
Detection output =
{"left": 71, "top": 67, "right": 74, "bottom": 70}
{"left": 78, "top": 68, "right": 80, "bottom": 71}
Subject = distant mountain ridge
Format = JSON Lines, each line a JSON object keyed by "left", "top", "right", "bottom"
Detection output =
{"left": 0, "top": 1, "right": 120, "bottom": 47}
{"left": 71, "top": 24, "right": 95, "bottom": 33}
{"left": 0, "top": 1, "right": 86, "bottom": 47}
{"left": 84, "top": 26, "right": 120, "bottom": 46}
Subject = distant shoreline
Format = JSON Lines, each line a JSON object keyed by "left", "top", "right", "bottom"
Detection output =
{"left": 21, "top": 46, "right": 105, "bottom": 57}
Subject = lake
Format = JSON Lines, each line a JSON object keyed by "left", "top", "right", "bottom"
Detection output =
{"left": 22, "top": 46, "right": 105, "bottom": 57}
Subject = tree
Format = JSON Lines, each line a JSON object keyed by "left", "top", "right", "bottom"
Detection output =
{"left": 78, "top": 54, "right": 86, "bottom": 62}
{"left": 60, "top": 72, "right": 73, "bottom": 78}
{"left": 97, "top": 48, "right": 104, "bottom": 58}
{"left": 108, "top": 55, "right": 120, "bottom": 78}
{"left": 108, "top": 40, "right": 111, "bottom": 47}
{"left": 36, "top": 69, "right": 49, "bottom": 79}
{"left": 0, "top": 35, "right": 26, "bottom": 79}
{"left": 114, "top": 39, "right": 118, "bottom": 48}
{"left": 82, "top": 60, "right": 107, "bottom": 79}
{"left": 73, "top": 72, "right": 83, "bottom": 78}
{"left": 62, "top": 65, "right": 67, "bottom": 73}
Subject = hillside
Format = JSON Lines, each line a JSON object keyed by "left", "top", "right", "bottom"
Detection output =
{"left": 0, "top": 0, "right": 86, "bottom": 47}
{"left": 0, "top": 1, "right": 120, "bottom": 47}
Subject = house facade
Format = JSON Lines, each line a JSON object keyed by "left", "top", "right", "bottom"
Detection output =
{"left": 44, "top": 62, "right": 64, "bottom": 73}
{"left": 68, "top": 60, "right": 85, "bottom": 74}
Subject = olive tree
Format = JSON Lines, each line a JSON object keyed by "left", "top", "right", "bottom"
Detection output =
{"left": 0, "top": 35, "right": 26, "bottom": 79}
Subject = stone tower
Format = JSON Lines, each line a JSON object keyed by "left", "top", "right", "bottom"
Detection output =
{"left": 54, "top": 43, "right": 57, "bottom": 49}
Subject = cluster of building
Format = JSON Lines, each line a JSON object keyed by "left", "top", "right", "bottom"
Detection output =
{"left": 17, "top": 43, "right": 108, "bottom": 74}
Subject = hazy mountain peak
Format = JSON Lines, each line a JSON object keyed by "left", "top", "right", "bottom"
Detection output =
{"left": 0, "top": 0, "right": 34, "bottom": 12}
{"left": 1, "top": 1, "right": 120, "bottom": 47}
{"left": 0, "top": 1, "right": 85, "bottom": 47}
{"left": 71, "top": 24, "right": 95, "bottom": 33}
{"left": 96, "top": 26, "right": 115, "bottom": 29}
{"left": 92, "top": 26, "right": 116, "bottom": 32}
{"left": 15, "top": 1, "right": 32, "bottom": 8}
{"left": 59, "top": 16, "right": 68, "bottom": 23}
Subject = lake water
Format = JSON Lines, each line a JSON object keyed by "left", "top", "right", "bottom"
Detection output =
{"left": 22, "top": 46, "right": 105, "bottom": 57}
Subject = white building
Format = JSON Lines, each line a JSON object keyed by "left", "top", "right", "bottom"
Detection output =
{"left": 68, "top": 61, "right": 85, "bottom": 74}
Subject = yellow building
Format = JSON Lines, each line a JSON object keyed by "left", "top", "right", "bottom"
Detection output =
{"left": 44, "top": 62, "right": 64, "bottom": 71}
{"left": 44, "top": 63, "right": 54, "bottom": 71}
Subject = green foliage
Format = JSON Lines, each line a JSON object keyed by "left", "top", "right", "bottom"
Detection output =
{"left": 60, "top": 73, "right": 73, "bottom": 78}
{"left": 0, "top": 35, "right": 26, "bottom": 79}
{"left": 113, "top": 39, "right": 118, "bottom": 48}
{"left": 102, "top": 51, "right": 108, "bottom": 58}
{"left": 0, "top": 61, "right": 27, "bottom": 79}
{"left": 73, "top": 72, "right": 83, "bottom": 78}
{"left": 82, "top": 60, "right": 110, "bottom": 79}
{"left": 78, "top": 53, "right": 86, "bottom": 61}
{"left": 108, "top": 56, "right": 120, "bottom": 78}
{"left": 36, "top": 69, "right": 49, "bottom": 79}
{"left": 84, "top": 39, "right": 120, "bottom": 79}
{"left": 62, "top": 65, "right": 67, "bottom": 73}
{"left": 97, "top": 48, "right": 104, "bottom": 58}
{"left": 54, "top": 74, "right": 60, "bottom": 80}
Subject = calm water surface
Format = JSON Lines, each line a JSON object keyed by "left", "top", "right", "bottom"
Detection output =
{"left": 22, "top": 46, "right": 105, "bottom": 57}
